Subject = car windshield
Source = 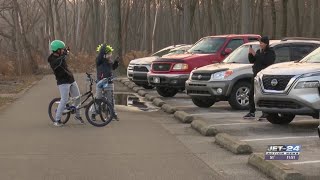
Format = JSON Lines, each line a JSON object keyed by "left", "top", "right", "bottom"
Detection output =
{"left": 299, "top": 47, "right": 320, "bottom": 63}
{"left": 223, "top": 44, "right": 260, "bottom": 63}
{"left": 152, "top": 48, "right": 171, "bottom": 57}
{"left": 188, "top": 37, "right": 226, "bottom": 54}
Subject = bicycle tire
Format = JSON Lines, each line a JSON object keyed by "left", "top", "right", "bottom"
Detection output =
{"left": 85, "top": 98, "right": 114, "bottom": 127}
{"left": 48, "top": 98, "right": 71, "bottom": 124}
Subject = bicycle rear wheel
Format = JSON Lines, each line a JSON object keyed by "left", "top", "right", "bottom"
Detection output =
{"left": 85, "top": 98, "right": 114, "bottom": 127}
{"left": 48, "top": 98, "right": 71, "bottom": 124}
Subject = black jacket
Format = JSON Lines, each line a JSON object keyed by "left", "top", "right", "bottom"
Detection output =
{"left": 48, "top": 54, "right": 75, "bottom": 85}
{"left": 249, "top": 47, "right": 276, "bottom": 75}
{"left": 96, "top": 45, "right": 119, "bottom": 82}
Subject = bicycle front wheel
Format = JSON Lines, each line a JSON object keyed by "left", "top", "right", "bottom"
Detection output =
{"left": 48, "top": 98, "right": 71, "bottom": 124}
{"left": 85, "top": 98, "right": 114, "bottom": 127}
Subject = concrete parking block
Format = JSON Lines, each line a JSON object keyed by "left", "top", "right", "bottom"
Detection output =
{"left": 214, "top": 133, "right": 252, "bottom": 154}
{"left": 124, "top": 81, "right": 131, "bottom": 86}
{"left": 128, "top": 83, "right": 137, "bottom": 89}
{"left": 133, "top": 86, "right": 144, "bottom": 93}
{"left": 174, "top": 111, "right": 194, "bottom": 123}
{"left": 138, "top": 90, "right": 148, "bottom": 97}
{"left": 191, "top": 119, "right": 219, "bottom": 136}
{"left": 161, "top": 104, "right": 177, "bottom": 114}
{"left": 248, "top": 153, "right": 303, "bottom": 180}
{"left": 153, "top": 98, "right": 166, "bottom": 107}
{"left": 145, "top": 94, "right": 156, "bottom": 101}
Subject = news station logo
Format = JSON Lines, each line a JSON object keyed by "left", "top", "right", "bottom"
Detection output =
{"left": 265, "top": 145, "right": 301, "bottom": 160}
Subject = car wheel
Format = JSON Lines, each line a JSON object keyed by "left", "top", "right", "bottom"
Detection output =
{"left": 228, "top": 81, "right": 251, "bottom": 110}
{"left": 191, "top": 97, "right": 215, "bottom": 108}
{"left": 266, "top": 113, "right": 295, "bottom": 124}
{"left": 156, "top": 87, "right": 178, "bottom": 97}
{"left": 142, "top": 85, "right": 154, "bottom": 89}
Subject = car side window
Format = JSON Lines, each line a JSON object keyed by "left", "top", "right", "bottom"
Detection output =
{"left": 225, "top": 39, "right": 244, "bottom": 50}
{"left": 274, "top": 46, "right": 290, "bottom": 63}
{"left": 291, "top": 45, "right": 316, "bottom": 61}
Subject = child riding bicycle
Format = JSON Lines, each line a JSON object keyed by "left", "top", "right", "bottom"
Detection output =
{"left": 48, "top": 40, "right": 85, "bottom": 126}
{"left": 91, "top": 43, "right": 119, "bottom": 121}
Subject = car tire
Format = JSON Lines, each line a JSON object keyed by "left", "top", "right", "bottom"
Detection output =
{"left": 228, "top": 81, "right": 251, "bottom": 110}
{"left": 156, "top": 87, "right": 178, "bottom": 97}
{"left": 142, "top": 84, "right": 154, "bottom": 89}
{"left": 266, "top": 113, "right": 295, "bottom": 124}
{"left": 191, "top": 97, "right": 215, "bottom": 108}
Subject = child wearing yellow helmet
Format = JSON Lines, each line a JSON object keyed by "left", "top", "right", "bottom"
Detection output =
{"left": 92, "top": 43, "right": 120, "bottom": 121}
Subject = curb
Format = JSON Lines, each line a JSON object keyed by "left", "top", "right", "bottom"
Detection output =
{"left": 132, "top": 86, "right": 144, "bottom": 93}
{"left": 214, "top": 133, "right": 252, "bottom": 154}
{"left": 174, "top": 111, "right": 194, "bottom": 123}
{"left": 138, "top": 90, "right": 147, "bottom": 97}
{"left": 145, "top": 94, "right": 156, "bottom": 101}
{"left": 248, "top": 153, "right": 303, "bottom": 180}
{"left": 152, "top": 98, "right": 166, "bottom": 107}
{"left": 124, "top": 81, "right": 131, "bottom": 86}
{"left": 161, "top": 104, "right": 177, "bottom": 114}
{"left": 128, "top": 83, "right": 136, "bottom": 89}
{"left": 191, "top": 119, "right": 219, "bottom": 136}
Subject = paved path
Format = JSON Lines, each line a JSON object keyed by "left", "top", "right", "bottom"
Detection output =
{"left": 0, "top": 75, "right": 220, "bottom": 180}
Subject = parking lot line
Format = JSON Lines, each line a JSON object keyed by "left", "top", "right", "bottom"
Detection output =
{"left": 208, "top": 122, "right": 268, "bottom": 127}
{"left": 190, "top": 112, "right": 242, "bottom": 115}
{"left": 242, "top": 136, "right": 318, "bottom": 142}
{"left": 285, "top": 160, "right": 320, "bottom": 165}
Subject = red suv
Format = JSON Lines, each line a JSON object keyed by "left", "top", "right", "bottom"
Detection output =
{"left": 147, "top": 34, "right": 261, "bottom": 97}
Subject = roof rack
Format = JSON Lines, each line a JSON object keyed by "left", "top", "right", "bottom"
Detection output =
{"left": 281, "top": 37, "right": 320, "bottom": 41}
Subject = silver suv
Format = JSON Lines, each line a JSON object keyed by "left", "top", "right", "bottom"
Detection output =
{"left": 255, "top": 46, "right": 320, "bottom": 124}
{"left": 186, "top": 39, "right": 320, "bottom": 110}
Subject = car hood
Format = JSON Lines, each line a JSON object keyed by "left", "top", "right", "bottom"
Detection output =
{"left": 163, "top": 53, "right": 216, "bottom": 61}
{"left": 130, "top": 56, "right": 159, "bottom": 65}
{"left": 261, "top": 62, "right": 320, "bottom": 75}
{"left": 193, "top": 63, "right": 252, "bottom": 73}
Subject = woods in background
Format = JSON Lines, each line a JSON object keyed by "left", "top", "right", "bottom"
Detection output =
{"left": 0, "top": 0, "right": 319, "bottom": 75}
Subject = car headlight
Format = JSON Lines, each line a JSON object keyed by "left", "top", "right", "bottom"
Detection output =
{"left": 210, "top": 70, "right": 233, "bottom": 80}
{"left": 173, "top": 63, "right": 188, "bottom": 70}
{"left": 295, "top": 81, "right": 320, "bottom": 89}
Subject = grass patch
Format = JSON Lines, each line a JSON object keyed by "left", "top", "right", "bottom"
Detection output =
{"left": 0, "top": 97, "right": 14, "bottom": 107}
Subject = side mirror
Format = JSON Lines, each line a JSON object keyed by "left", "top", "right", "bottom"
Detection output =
{"left": 223, "top": 48, "right": 233, "bottom": 55}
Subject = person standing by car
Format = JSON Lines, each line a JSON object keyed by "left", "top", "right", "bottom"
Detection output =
{"left": 48, "top": 40, "right": 85, "bottom": 126}
{"left": 91, "top": 43, "right": 119, "bottom": 121}
{"left": 243, "top": 36, "right": 275, "bottom": 120}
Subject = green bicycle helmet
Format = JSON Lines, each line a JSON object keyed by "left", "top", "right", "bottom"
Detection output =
{"left": 96, "top": 44, "right": 114, "bottom": 54}
{"left": 50, "top": 40, "right": 66, "bottom": 52}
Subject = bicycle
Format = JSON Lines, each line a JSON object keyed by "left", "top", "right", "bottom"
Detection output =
{"left": 48, "top": 72, "right": 114, "bottom": 127}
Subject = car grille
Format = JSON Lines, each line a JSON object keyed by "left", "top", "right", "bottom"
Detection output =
{"left": 262, "top": 75, "right": 295, "bottom": 91}
{"left": 257, "top": 100, "right": 301, "bottom": 109}
{"left": 152, "top": 63, "right": 171, "bottom": 71}
{"left": 191, "top": 73, "right": 211, "bottom": 81}
{"left": 187, "top": 90, "right": 210, "bottom": 95}
{"left": 133, "top": 66, "right": 149, "bottom": 72}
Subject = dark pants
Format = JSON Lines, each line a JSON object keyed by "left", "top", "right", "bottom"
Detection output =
{"left": 249, "top": 77, "right": 255, "bottom": 113}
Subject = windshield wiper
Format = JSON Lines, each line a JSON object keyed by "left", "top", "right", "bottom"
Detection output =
{"left": 192, "top": 49, "right": 205, "bottom": 53}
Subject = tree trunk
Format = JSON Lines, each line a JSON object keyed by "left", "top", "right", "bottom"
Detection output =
{"left": 241, "top": 0, "right": 251, "bottom": 33}
{"left": 152, "top": 0, "right": 159, "bottom": 53}
{"left": 213, "top": 0, "right": 224, "bottom": 34}
{"left": 292, "top": 0, "right": 301, "bottom": 36}
{"left": 281, "top": 0, "right": 288, "bottom": 37}
{"left": 107, "top": 0, "right": 122, "bottom": 58}
{"left": 258, "top": 0, "right": 264, "bottom": 34}
{"left": 310, "top": 0, "right": 319, "bottom": 37}
{"left": 144, "top": 0, "right": 151, "bottom": 52}
{"left": 270, "top": 0, "right": 277, "bottom": 38}
{"left": 183, "top": 0, "right": 191, "bottom": 43}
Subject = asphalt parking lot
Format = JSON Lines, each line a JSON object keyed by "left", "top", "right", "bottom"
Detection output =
{"left": 120, "top": 79, "right": 320, "bottom": 180}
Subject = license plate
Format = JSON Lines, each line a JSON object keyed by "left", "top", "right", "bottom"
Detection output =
{"left": 153, "top": 77, "right": 160, "bottom": 83}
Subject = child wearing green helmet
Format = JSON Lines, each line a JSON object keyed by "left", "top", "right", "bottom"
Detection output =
{"left": 48, "top": 40, "right": 85, "bottom": 126}
{"left": 92, "top": 43, "right": 119, "bottom": 121}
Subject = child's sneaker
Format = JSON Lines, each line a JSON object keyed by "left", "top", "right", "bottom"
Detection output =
{"left": 53, "top": 120, "right": 63, "bottom": 127}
